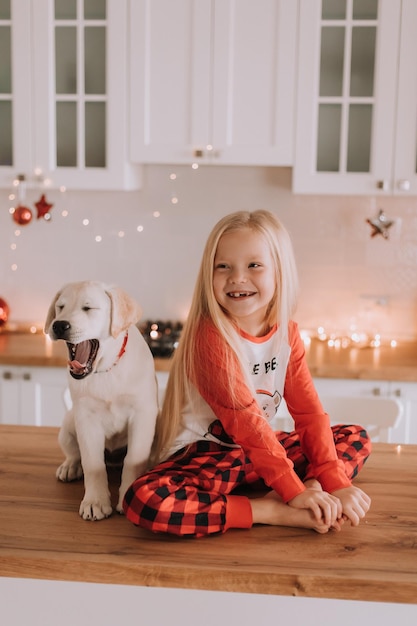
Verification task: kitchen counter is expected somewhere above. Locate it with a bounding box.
[304,338,417,382]
[0,425,416,604]
[0,331,171,372]
[0,331,416,379]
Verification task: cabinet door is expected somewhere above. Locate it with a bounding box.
[392,0,417,195]
[0,365,67,426]
[210,0,297,165]
[294,0,400,194]
[25,367,68,427]
[129,0,212,164]
[0,366,21,424]
[313,378,390,399]
[389,381,417,444]
[31,0,141,190]
[0,0,32,188]
[129,0,297,166]
[1,0,141,191]
[313,377,410,443]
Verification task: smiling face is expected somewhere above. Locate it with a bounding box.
[212,227,276,336]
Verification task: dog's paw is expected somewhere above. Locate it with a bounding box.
[116,500,125,515]
[56,461,83,482]
[79,497,113,521]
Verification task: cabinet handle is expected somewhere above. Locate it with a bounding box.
[397,179,410,191]
[372,387,381,396]
[2,371,31,381]
[376,180,389,191]
[393,388,401,397]
[193,149,204,158]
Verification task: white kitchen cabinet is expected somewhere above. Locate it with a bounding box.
[275,376,416,444]
[313,377,417,444]
[388,380,417,445]
[156,370,169,407]
[129,0,297,166]
[0,365,67,426]
[0,0,141,190]
[294,0,417,195]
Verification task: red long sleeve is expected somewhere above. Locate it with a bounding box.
[284,324,351,493]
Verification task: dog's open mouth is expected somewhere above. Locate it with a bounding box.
[67,339,99,379]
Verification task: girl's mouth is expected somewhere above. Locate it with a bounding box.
[227,291,255,298]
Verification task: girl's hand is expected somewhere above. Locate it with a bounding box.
[289,489,343,527]
[331,486,371,526]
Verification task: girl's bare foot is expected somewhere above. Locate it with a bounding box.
[250,491,330,534]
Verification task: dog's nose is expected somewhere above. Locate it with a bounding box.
[52,320,71,337]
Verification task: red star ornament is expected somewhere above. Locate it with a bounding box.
[35,194,53,219]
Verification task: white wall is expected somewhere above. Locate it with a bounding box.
[2,577,417,626]
[1,165,417,340]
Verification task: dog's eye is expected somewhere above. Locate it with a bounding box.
[56,305,64,311]
[82,306,91,312]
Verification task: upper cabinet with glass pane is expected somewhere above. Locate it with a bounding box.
[0,0,141,190]
[294,0,417,195]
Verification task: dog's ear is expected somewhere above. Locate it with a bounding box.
[106,286,142,338]
[44,289,63,334]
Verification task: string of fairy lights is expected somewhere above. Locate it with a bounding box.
[6,164,203,275]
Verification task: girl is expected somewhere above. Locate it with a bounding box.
[123,210,371,536]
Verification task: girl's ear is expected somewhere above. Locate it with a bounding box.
[106,286,142,338]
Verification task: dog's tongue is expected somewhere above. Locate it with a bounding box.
[68,341,90,373]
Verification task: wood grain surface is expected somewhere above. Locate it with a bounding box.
[0,425,416,604]
[1,332,417,379]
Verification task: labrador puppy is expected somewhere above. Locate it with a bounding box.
[44,280,158,520]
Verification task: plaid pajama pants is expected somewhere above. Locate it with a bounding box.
[123,424,371,537]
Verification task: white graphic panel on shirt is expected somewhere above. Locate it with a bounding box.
[241,330,291,425]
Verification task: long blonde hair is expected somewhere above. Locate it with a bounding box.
[151,210,299,463]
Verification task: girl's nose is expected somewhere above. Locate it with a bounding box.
[229,267,247,283]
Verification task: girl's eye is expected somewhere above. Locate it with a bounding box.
[249,262,261,268]
[215,263,228,269]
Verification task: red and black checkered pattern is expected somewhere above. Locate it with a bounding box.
[123,424,371,537]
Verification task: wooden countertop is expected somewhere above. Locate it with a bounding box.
[0,332,171,372]
[0,331,416,379]
[0,425,416,604]
[305,338,417,382]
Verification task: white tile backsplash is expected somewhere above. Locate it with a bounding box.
[1,165,416,340]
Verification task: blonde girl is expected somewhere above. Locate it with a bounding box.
[123,210,371,536]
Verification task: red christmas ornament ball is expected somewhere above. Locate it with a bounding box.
[0,297,10,327]
[13,205,33,226]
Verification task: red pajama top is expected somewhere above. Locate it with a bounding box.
[167,319,351,502]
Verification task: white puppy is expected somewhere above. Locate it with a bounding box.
[44,280,158,521]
